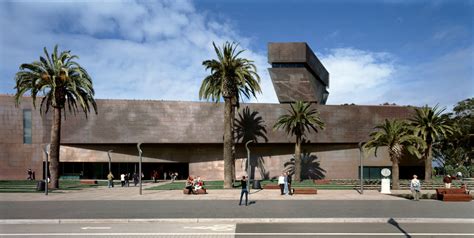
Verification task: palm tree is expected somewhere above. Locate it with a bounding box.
[273,101,325,182]
[14,45,97,188]
[364,119,424,189]
[199,42,261,189]
[410,105,453,181]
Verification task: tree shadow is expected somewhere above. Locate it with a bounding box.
[235,106,269,180]
[284,152,326,180]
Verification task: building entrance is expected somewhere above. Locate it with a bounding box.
[58,162,189,180]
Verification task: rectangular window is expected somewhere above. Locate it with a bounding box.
[23,109,32,144]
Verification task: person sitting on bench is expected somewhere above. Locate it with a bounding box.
[185,176,196,195]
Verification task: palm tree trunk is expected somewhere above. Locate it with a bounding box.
[392,159,400,190]
[424,143,433,182]
[223,97,233,189]
[49,107,61,189]
[294,137,302,182]
[230,102,236,183]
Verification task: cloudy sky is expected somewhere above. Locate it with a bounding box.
[0,0,472,109]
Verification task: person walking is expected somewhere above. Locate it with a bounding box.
[410,174,421,201]
[164,172,167,181]
[125,173,130,187]
[278,173,285,195]
[133,173,139,186]
[286,172,293,195]
[239,176,249,206]
[120,173,126,187]
[283,173,289,195]
[107,172,114,188]
[443,175,452,188]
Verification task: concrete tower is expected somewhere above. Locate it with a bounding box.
[268,42,329,104]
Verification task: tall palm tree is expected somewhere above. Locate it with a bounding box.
[199,41,261,189]
[364,119,424,189]
[273,101,325,182]
[14,45,97,189]
[410,105,453,181]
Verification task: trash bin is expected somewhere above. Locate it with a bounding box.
[252,180,261,189]
[36,181,45,191]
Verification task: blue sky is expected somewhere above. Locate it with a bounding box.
[0,0,472,109]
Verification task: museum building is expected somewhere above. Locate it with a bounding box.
[0,42,424,181]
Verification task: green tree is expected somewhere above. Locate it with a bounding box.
[410,105,454,181]
[434,98,473,176]
[364,119,424,189]
[273,101,325,181]
[199,42,261,189]
[14,45,97,188]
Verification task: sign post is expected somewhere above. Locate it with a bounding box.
[381,168,391,194]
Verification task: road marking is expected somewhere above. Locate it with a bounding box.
[183,224,235,231]
[1,233,474,236]
[80,227,111,230]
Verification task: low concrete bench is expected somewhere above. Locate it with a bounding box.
[442,193,472,202]
[79,180,97,185]
[436,188,471,202]
[182,188,207,195]
[294,188,317,195]
[263,184,280,189]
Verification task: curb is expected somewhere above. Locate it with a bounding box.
[1,218,474,224]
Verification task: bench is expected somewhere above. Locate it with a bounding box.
[79,180,97,185]
[294,188,317,195]
[182,188,207,195]
[313,179,331,185]
[263,184,280,189]
[436,188,471,202]
[442,193,472,202]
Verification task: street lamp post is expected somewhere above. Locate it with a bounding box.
[43,144,50,196]
[137,143,143,195]
[358,142,365,194]
[245,140,253,192]
[107,150,113,173]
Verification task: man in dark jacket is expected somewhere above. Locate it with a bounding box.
[286,172,293,195]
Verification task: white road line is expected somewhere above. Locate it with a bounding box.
[1,233,474,236]
[80,227,111,230]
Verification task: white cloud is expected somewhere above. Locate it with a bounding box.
[0,0,275,103]
[320,48,396,105]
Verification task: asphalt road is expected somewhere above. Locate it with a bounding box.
[1,200,473,219]
[1,222,473,237]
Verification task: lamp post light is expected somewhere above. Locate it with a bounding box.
[358,142,365,195]
[137,143,143,195]
[43,144,50,195]
[245,140,253,192]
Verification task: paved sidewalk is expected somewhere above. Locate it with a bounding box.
[0,181,435,201]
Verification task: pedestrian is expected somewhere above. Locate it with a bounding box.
[107,172,114,188]
[286,172,293,195]
[133,173,139,186]
[32,171,35,180]
[120,173,125,187]
[164,172,167,181]
[410,174,421,201]
[239,176,249,206]
[278,173,285,195]
[153,170,158,183]
[283,172,289,195]
[185,176,196,195]
[125,173,130,187]
[27,169,32,180]
[443,174,452,188]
